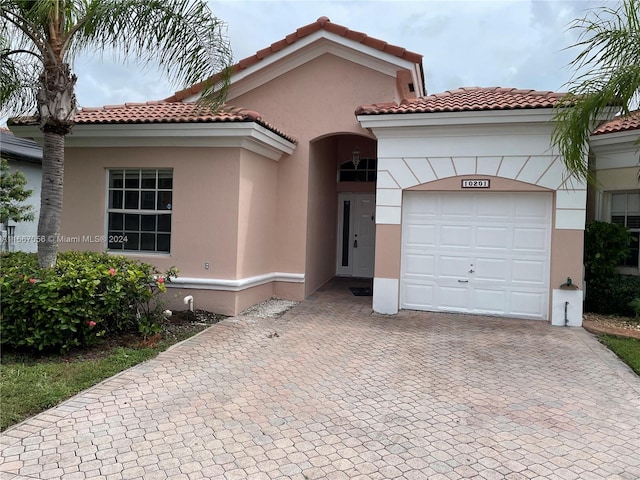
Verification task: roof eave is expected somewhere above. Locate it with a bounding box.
[589,127,640,149]
[357,107,560,129]
[9,122,296,161]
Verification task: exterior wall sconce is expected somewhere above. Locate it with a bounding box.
[352,148,360,169]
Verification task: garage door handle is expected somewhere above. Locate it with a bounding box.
[458,280,469,283]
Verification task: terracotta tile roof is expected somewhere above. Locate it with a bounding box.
[10,102,297,144]
[592,110,640,135]
[165,16,423,103]
[355,87,566,115]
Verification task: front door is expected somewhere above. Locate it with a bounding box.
[336,193,376,277]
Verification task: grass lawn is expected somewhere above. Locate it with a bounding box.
[0,346,161,430]
[599,335,640,375]
[0,310,223,431]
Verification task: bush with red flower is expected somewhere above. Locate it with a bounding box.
[0,251,177,353]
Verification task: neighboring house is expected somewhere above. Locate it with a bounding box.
[588,110,640,275]
[0,128,42,253]
[9,17,614,325]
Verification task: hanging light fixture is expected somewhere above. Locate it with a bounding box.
[352,147,361,169]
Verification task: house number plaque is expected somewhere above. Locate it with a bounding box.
[461,179,490,188]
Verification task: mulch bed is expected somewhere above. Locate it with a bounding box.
[582,320,640,340]
[582,313,640,340]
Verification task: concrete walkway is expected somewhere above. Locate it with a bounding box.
[2,278,640,479]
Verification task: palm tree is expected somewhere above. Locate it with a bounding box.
[553,0,640,181]
[0,0,232,267]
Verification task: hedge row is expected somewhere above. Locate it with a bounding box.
[585,275,640,318]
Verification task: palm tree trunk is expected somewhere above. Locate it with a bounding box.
[37,131,64,268]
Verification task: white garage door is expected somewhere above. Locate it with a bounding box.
[401,191,552,320]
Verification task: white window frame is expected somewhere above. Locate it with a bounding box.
[106,168,173,254]
[608,190,640,275]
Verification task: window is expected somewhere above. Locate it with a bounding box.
[611,191,640,269]
[107,169,172,253]
[338,158,377,182]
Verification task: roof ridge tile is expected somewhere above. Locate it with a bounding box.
[357,86,567,115]
[164,17,422,102]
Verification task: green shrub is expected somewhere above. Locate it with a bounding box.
[584,221,633,281]
[0,251,177,353]
[629,297,640,319]
[583,221,638,317]
[585,275,640,317]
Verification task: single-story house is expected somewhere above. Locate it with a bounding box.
[0,128,42,253]
[588,111,640,275]
[10,17,625,325]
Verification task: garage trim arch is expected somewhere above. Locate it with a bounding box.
[358,108,588,326]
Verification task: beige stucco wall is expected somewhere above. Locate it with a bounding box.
[61,146,242,280]
[229,54,403,291]
[236,149,278,278]
[374,224,401,278]
[305,136,339,295]
[53,49,408,314]
[61,145,296,315]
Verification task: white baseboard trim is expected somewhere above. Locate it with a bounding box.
[167,272,305,292]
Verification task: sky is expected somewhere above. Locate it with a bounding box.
[2,0,621,126]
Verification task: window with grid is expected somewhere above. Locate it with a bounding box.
[107,169,172,253]
[338,158,377,182]
[611,191,640,269]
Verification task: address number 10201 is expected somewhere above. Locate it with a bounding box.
[461,179,490,188]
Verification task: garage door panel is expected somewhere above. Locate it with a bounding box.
[405,198,438,215]
[515,195,551,221]
[441,196,474,217]
[402,282,435,308]
[439,286,470,310]
[512,260,546,284]
[439,255,473,278]
[477,196,512,219]
[510,291,546,318]
[440,225,473,248]
[473,288,507,314]
[513,228,548,252]
[401,191,551,320]
[476,226,510,250]
[475,258,509,282]
[404,224,436,246]
[404,254,435,276]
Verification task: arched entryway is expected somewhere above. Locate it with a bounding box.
[304,133,377,296]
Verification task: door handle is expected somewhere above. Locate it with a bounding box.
[458,280,468,283]
[353,239,358,248]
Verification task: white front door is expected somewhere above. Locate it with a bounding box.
[337,193,376,278]
[401,191,552,319]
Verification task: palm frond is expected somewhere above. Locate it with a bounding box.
[69,0,233,109]
[553,0,640,181]
[0,33,38,118]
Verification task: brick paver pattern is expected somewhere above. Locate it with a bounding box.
[2,279,640,479]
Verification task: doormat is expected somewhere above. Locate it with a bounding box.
[349,287,372,296]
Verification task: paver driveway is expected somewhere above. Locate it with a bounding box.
[2,279,640,480]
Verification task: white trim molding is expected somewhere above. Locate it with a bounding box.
[167,272,305,291]
[10,123,296,161]
[373,277,399,314]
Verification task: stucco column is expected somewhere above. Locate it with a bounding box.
[373,223,402,314]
